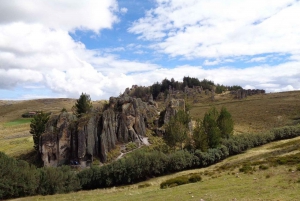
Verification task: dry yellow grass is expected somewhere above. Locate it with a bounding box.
[188,91,300,134]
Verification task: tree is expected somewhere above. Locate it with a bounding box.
[202,107,221,148]
[30,112,50,152]
[72,93,93,117]
[193,119,208,151]
[164,110,190,149]
[217,107,234,139]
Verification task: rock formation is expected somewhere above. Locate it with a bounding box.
[163,98,185,124]
[235,89,265,99]
[39,95,159,167]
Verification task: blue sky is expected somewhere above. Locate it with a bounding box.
[0,0,300,100]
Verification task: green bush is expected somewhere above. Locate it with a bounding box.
[259,165,269,170]
[160,176,189,189]
[0,152,80,199]
[160,174,201,189]
[239,164,254,174]
[188,174,202,183]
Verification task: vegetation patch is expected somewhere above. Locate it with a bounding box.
[160,173,202,189]
[126,142,138,151]
[138,183,151,189]
[4,118,32,127]
[106,146,121,163]
[239,163,255,174]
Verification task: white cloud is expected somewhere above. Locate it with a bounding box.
[120,7,128,14]
[129,0,300,59]
[0,0,118,33]
[0,69,43,88]
[203,59,220,66]
[248,57,267,63]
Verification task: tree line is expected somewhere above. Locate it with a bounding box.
[130,76,242,100]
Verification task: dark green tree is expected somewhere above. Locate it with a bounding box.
[30,112,50,152]
[217,107,234,139]
[164,110,191,149]
[193,119,209,151]
[202,107,221,148]
[72,93,93,117]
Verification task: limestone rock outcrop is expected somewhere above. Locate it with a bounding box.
[39,96,159,167]
[163,98,185,124]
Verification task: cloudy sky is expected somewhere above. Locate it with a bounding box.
[0,0,300,100]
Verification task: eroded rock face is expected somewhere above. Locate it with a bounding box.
[40,96,159,166]
[39,112,76,167]
[235,89,265,99]
[164,98,185,124]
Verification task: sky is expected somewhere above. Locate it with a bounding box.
[0,0,300,100]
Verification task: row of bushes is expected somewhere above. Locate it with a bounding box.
[78,145,230,189]
[221,125,300,155]
[78,125,300,190]
[0,152,80,199]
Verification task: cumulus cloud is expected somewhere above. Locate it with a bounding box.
[129,0,300,59]
[0,0,118,32]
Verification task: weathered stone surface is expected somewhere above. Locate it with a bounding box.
[40,112,76,167]
[235,89,265,99]
[40,96,159,166]
[164,98,185,124]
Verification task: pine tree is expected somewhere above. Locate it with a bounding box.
[30,112,50,152]
[72,93,93,117]
[193,119,208,151]
[217,107,234,139]
[164,110,190,149]
[202,107,221,148]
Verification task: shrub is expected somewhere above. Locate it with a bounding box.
[239,164,254,174]
[259,165,269,170]
[188,174,202,183]
[0,152,39,199]
[126,142,138,151]
[160,174,201,189]
[160,176,189,189]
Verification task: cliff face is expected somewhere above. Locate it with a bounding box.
[39,96,159,167]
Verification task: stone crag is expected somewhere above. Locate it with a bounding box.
[39,95,159,167]
[233,89,266,99]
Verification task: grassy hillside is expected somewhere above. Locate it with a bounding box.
[13,136,300,201]
[188,91,300,134]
